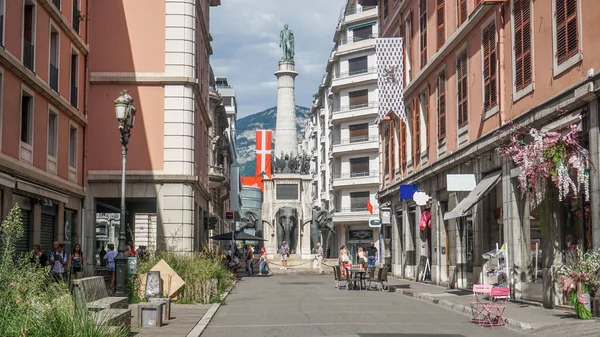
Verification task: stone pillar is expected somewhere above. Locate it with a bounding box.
[502,161,525,300]
[392,204,402,277]
[32,203,41,246]
[588,98,600,316]
[274,61,299,155]
[57,202,65,244]
[157,183,195,252]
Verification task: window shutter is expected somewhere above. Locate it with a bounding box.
[436,0,445,50]
[400,120,407,173]
[483,22,497,111]
[413,97,420,167]
[390,120,395,179]
[424,85,430,152]
[457,51,468,127]
[514,0,532,91]
[437,71,446,139]
[458,0,467,26]
[556,0,579,65]
[419,0,428,68]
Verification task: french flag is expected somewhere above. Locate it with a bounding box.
[255,130,273,179]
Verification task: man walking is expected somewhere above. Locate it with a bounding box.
[315,242,324,274]
[280,241,289,270]
[245,245,254,276]
[367,242,378,268]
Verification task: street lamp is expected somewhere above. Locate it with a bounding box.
[114,89,136,297]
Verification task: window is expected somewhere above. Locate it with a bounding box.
[350,191,370,211]
[400,120,407,172]
[69,125,77,168]
[457,50,468,127]
[412,97,420,166]
[352,25,374,42]
[222,97,232,106]
[276,184,298,200]
[349,123,369,142]
[553,0,580,74]
[348,89,369,109]
[404,12,413,85]
[513,0,532,94]
[349,157,369,176]
[51,0,61,11]
[70,51,79,108]
[21,91,33,145]
[49,27,59,92]
[348,56,368,75]
[436,0,445,50]
[383,0,388,21]
[23,1,36,71]
[457,0,467,27]
[419,88,429,156]
[47,112,58,158]
[419,0,427,68]
[0,0,5,47]
[384,127,390,176]
[73,0,81,34]
[437,71,446,139]
[482,21,497,112]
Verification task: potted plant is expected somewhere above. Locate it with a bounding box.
[556,247,600,319]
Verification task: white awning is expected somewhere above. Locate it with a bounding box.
[444,171,502,220]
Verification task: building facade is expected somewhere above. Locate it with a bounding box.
[376,0,600,308]
[310,0,381,262]
[0,0,88,256]
[85,0,222,261]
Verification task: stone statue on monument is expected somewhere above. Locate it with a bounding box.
[279,24,295,61]
[276,207,298,253]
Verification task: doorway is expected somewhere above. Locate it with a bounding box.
[459,215,474,288]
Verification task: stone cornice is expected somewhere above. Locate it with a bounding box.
[38,0,89,56]
[0,153,85,198]
[90,72,213,127]
[0,49,88,126]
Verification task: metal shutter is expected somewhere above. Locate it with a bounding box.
[15,210,31,255]
[40,214,56,254]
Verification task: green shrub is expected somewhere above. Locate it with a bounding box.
[137,250,234,304]
[0,204,128,337]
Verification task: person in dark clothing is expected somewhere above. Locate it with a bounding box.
[99,246,107,267]
[31,244,48,268]
[367,242,378,268]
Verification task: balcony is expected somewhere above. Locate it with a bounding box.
[70,84,78,108]
[209,165,227,189]
[343,5,378,25]
[332,67,377,91]
[331,207,377,222]
[331,102,378,123]
[337,34,377,55]
[331,135,379,156]
[23,40,34,71]
[49,65,59,92]
[332,170,379,188]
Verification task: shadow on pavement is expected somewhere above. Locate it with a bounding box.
[358,334,465,337]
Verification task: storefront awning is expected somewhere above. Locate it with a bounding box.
[443,171,501,220]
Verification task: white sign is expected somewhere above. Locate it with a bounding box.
[380,209,392,225]
[369,218,381,228]
[413,191,431,206]
[446,174,477,191]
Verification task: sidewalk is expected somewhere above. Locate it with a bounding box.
[386,277,598,332]
[130,303,211,337]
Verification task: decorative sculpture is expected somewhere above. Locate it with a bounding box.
[239,211,262,238]
[279,24,295,61]
[310,210,335,256]
[271,151,312,175]
[276,206,298,253]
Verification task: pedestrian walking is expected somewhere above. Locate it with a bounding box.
[30,244,48,268]
[49,243,67,282]
[259,247,272,275]
[245,245,254,276]
[367,242,378,268]
[280,241,290,270]
[103,244,118,292]
[339,245,350,276]
[315,242,324,274]
[69,243,85,279]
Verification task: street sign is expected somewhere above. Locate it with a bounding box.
[225,211,234,221]
[368,218,381,228]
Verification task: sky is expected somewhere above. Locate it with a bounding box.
[210,0,347,118]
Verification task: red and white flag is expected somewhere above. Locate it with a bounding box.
[255,130,273,178]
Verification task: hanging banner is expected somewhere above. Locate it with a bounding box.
[375,37,406,124]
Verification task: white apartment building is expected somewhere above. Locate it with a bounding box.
[309,0,379,261]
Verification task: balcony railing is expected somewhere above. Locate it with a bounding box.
[23,40,34,71]
[332,170,379,179]
[340,33,378,46]
[52,0,61,10]
[73,7,81,34]
[70,85,78,108]
[332,135,379,145]
[332,206,378,214]
[344,5,377,16]
[0,15,4,47]
[209,165,226,177]
[332,101,378,113]
[334,66,376,79]
[50,64,59,92]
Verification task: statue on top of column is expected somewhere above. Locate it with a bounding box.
[280,24,295,61]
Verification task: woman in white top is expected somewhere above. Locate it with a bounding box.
[339,246,350,276]
[357,247,366,271]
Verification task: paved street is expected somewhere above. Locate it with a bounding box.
[202,274,527,337]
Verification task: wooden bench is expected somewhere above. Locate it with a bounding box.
[72,276,131,331]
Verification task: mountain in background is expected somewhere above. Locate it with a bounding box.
[236,106,310,176]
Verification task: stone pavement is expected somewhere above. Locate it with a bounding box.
[385,277,600,333]
[202,274,528,337]
[130,303,211,337]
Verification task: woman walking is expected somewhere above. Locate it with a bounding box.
[339,245,350,276]
[69,243,85,279]
[103,244,118,292]
[259,247,272,275]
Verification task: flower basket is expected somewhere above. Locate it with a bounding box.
[556,247,600,319]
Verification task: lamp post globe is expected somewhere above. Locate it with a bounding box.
[113,89,135,297]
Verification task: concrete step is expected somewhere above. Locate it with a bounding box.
[87,297,129,311]
[92,308,131,329]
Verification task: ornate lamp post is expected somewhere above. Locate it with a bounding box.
[114,90,136,297]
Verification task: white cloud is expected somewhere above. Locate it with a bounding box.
[210,0,346,117]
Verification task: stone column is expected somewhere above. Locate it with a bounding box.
[588,98,600,316]
[274,61,299,155]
